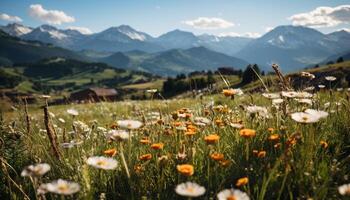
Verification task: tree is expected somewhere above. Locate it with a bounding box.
[207,71,215,85]
[241,64,261,84]
[337,57,344,63]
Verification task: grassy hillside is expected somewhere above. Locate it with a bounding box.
[0,30,85,65]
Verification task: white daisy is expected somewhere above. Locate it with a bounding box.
[295,98,312,105]
[338,183,350,196]
[58,118,65,123]
[117,120,143,129]
[21,163,51,177]
[87,156,118,170]
[217,189,250,200]
[262,93,280,99]
[272,98,284,105]
[45,179,80,195]
[106,130,130,141]
[67,109,79,116]
[291,112,320,123]
[194,117,211,126]
[318,85,325,89]
[146,89,158,93]
[303,86,315,91]
[325,76,336,81]
[175,182,206,197]
[304,109,329,119]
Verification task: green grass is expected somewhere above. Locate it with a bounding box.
[1,88,349,199]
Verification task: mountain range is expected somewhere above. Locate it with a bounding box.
[1,23,350,74]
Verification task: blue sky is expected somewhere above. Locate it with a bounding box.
[0,0,349,37]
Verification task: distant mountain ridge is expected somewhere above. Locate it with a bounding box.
[1,23,350,73]
[235,26,350,71]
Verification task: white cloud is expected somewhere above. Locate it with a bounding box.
[0,13,22,22]
[29,4,75,25]
[183,17,234,29]
[218,32,261,38]
[288,5,350,28]
[67,26,93,34]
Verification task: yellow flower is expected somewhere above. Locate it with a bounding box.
[257,151,266,158]
[239,129,256,138]
[140,138,151,145]
[236,177,249,187]
[268,134,280,142]
[320,140,328,149]
[222,89,235,97]
[204,134,220,144]
[177,164,194,176]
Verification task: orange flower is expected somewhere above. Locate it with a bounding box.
[215,119,225,126]
[210,153,224,161]
[219,159,231,167]
[222,89,235,97]
[204,134,220,144]
[110,123,118,129]
[204,109,210,116]
[268,134,280,142]
[320,140,328,149]
[236,177,249,187]
[184,129,196,136]
[267,127,274,133]
[257,151,266,158]
[140,138,151,145]
[151,143,164,150]
[177,164,194,176]
[103,148,117,157]
[139,153,152,161]
[173,121,183,127]
[239,129,256,138]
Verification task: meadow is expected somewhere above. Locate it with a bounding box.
[1,75,350,200]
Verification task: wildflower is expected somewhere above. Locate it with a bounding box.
[175,182,205,197]
[146,89,158,93]
[222,89,237,97]
[301,71,315,79]
[176,152,187,161]
[117,120,143,129]
[246,106,268,117]
[272,98,284,105]
[44,179,80,195]
[104,148,117,157]
[320,140,328,149]
[291,112,320,123]
[239,129,256,138]
[338,183,350,196]
[140,138,151,145]
[60,140,83,149]
[151,143,164,150]
[204,134,220,144]
[236,177,249,187]
[304,109,329,119]
[106,130,130,141]
[325,76,337,81]
[262,93,280,99]
[67,109,79,116]
[177,164,194,176]
[210,153,224,161]
[268,134,280,142]
[257,151,266,158]
[303,86,315,91]
[219,160,231,167]
[229,122,244,129]
[58,118,65,123]
[217,189,250,200]
[318,85,325,89]
[87,156,118,170]
[194,117,211,126]
[139,154,152,161]
[21,163,51,177]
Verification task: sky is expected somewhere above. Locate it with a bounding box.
[0,0,349,37]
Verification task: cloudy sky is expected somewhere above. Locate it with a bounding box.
[0,0,349,37]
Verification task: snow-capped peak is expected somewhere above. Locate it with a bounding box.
[0,23,33,36]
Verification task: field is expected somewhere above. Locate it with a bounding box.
[1,74,350,200]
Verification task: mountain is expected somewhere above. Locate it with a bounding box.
[154,29,200,49]
[198,34,253,55]
[235,25,350,72]
[21,24,87,49]
[320,50,350,64]
[101,46,249,76]
[75,25,164,52]
[0,23,33,37]
[0,30,84,65]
